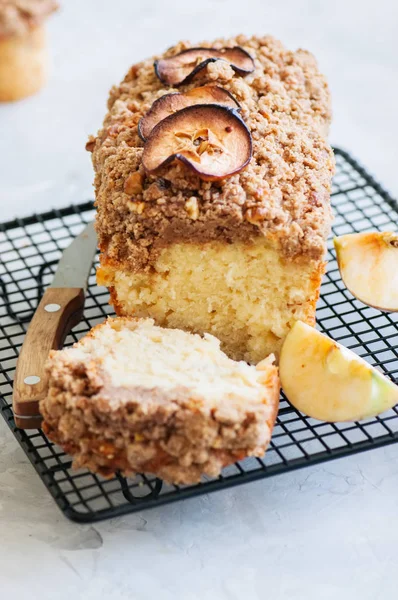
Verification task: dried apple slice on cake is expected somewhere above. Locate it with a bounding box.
[279,321,398,422]
[334,232,398,312]
[138,86,240,141]
[154,47,255,86]
[142,104,252,181]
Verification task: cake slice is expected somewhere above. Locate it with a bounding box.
[89,34,335,363]
[40,317,279,484]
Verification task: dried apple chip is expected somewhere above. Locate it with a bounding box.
[142,104,252,181]
[154,47,255,86]
[138,86,240,141]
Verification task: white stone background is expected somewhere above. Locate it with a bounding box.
[1,0,398,598]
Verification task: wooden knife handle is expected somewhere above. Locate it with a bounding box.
[13,287,85,429]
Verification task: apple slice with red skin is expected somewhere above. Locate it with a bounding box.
[138,86,240,141]
[334,232,398,312]
[142,104,252,181]
[154,47,255,87]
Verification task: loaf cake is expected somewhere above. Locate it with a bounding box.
[0,0,58,102]
[89,35,335,363]
[40,317,279,484]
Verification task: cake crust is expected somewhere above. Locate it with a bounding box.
[90,35,335,271]
[40,317,280,484]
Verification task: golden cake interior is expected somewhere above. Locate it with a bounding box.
[98,239,325,363]
[59,317,275,399]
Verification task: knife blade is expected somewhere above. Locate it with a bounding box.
[12,221,97,429]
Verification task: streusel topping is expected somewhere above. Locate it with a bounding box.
[90,35,335,267]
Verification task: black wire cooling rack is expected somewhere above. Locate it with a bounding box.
[1,148,398,523]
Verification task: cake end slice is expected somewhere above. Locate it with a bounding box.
[40,317,279,484]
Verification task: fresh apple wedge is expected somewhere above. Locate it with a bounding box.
[279,321,398,422]
[334,232,398,311]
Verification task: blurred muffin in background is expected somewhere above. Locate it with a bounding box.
[0,0,58,101]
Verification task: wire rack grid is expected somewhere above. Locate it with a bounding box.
[0,148,398,522]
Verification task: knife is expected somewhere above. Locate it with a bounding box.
[12,221,97,430]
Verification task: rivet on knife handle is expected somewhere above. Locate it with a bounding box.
[12,287,85,429]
